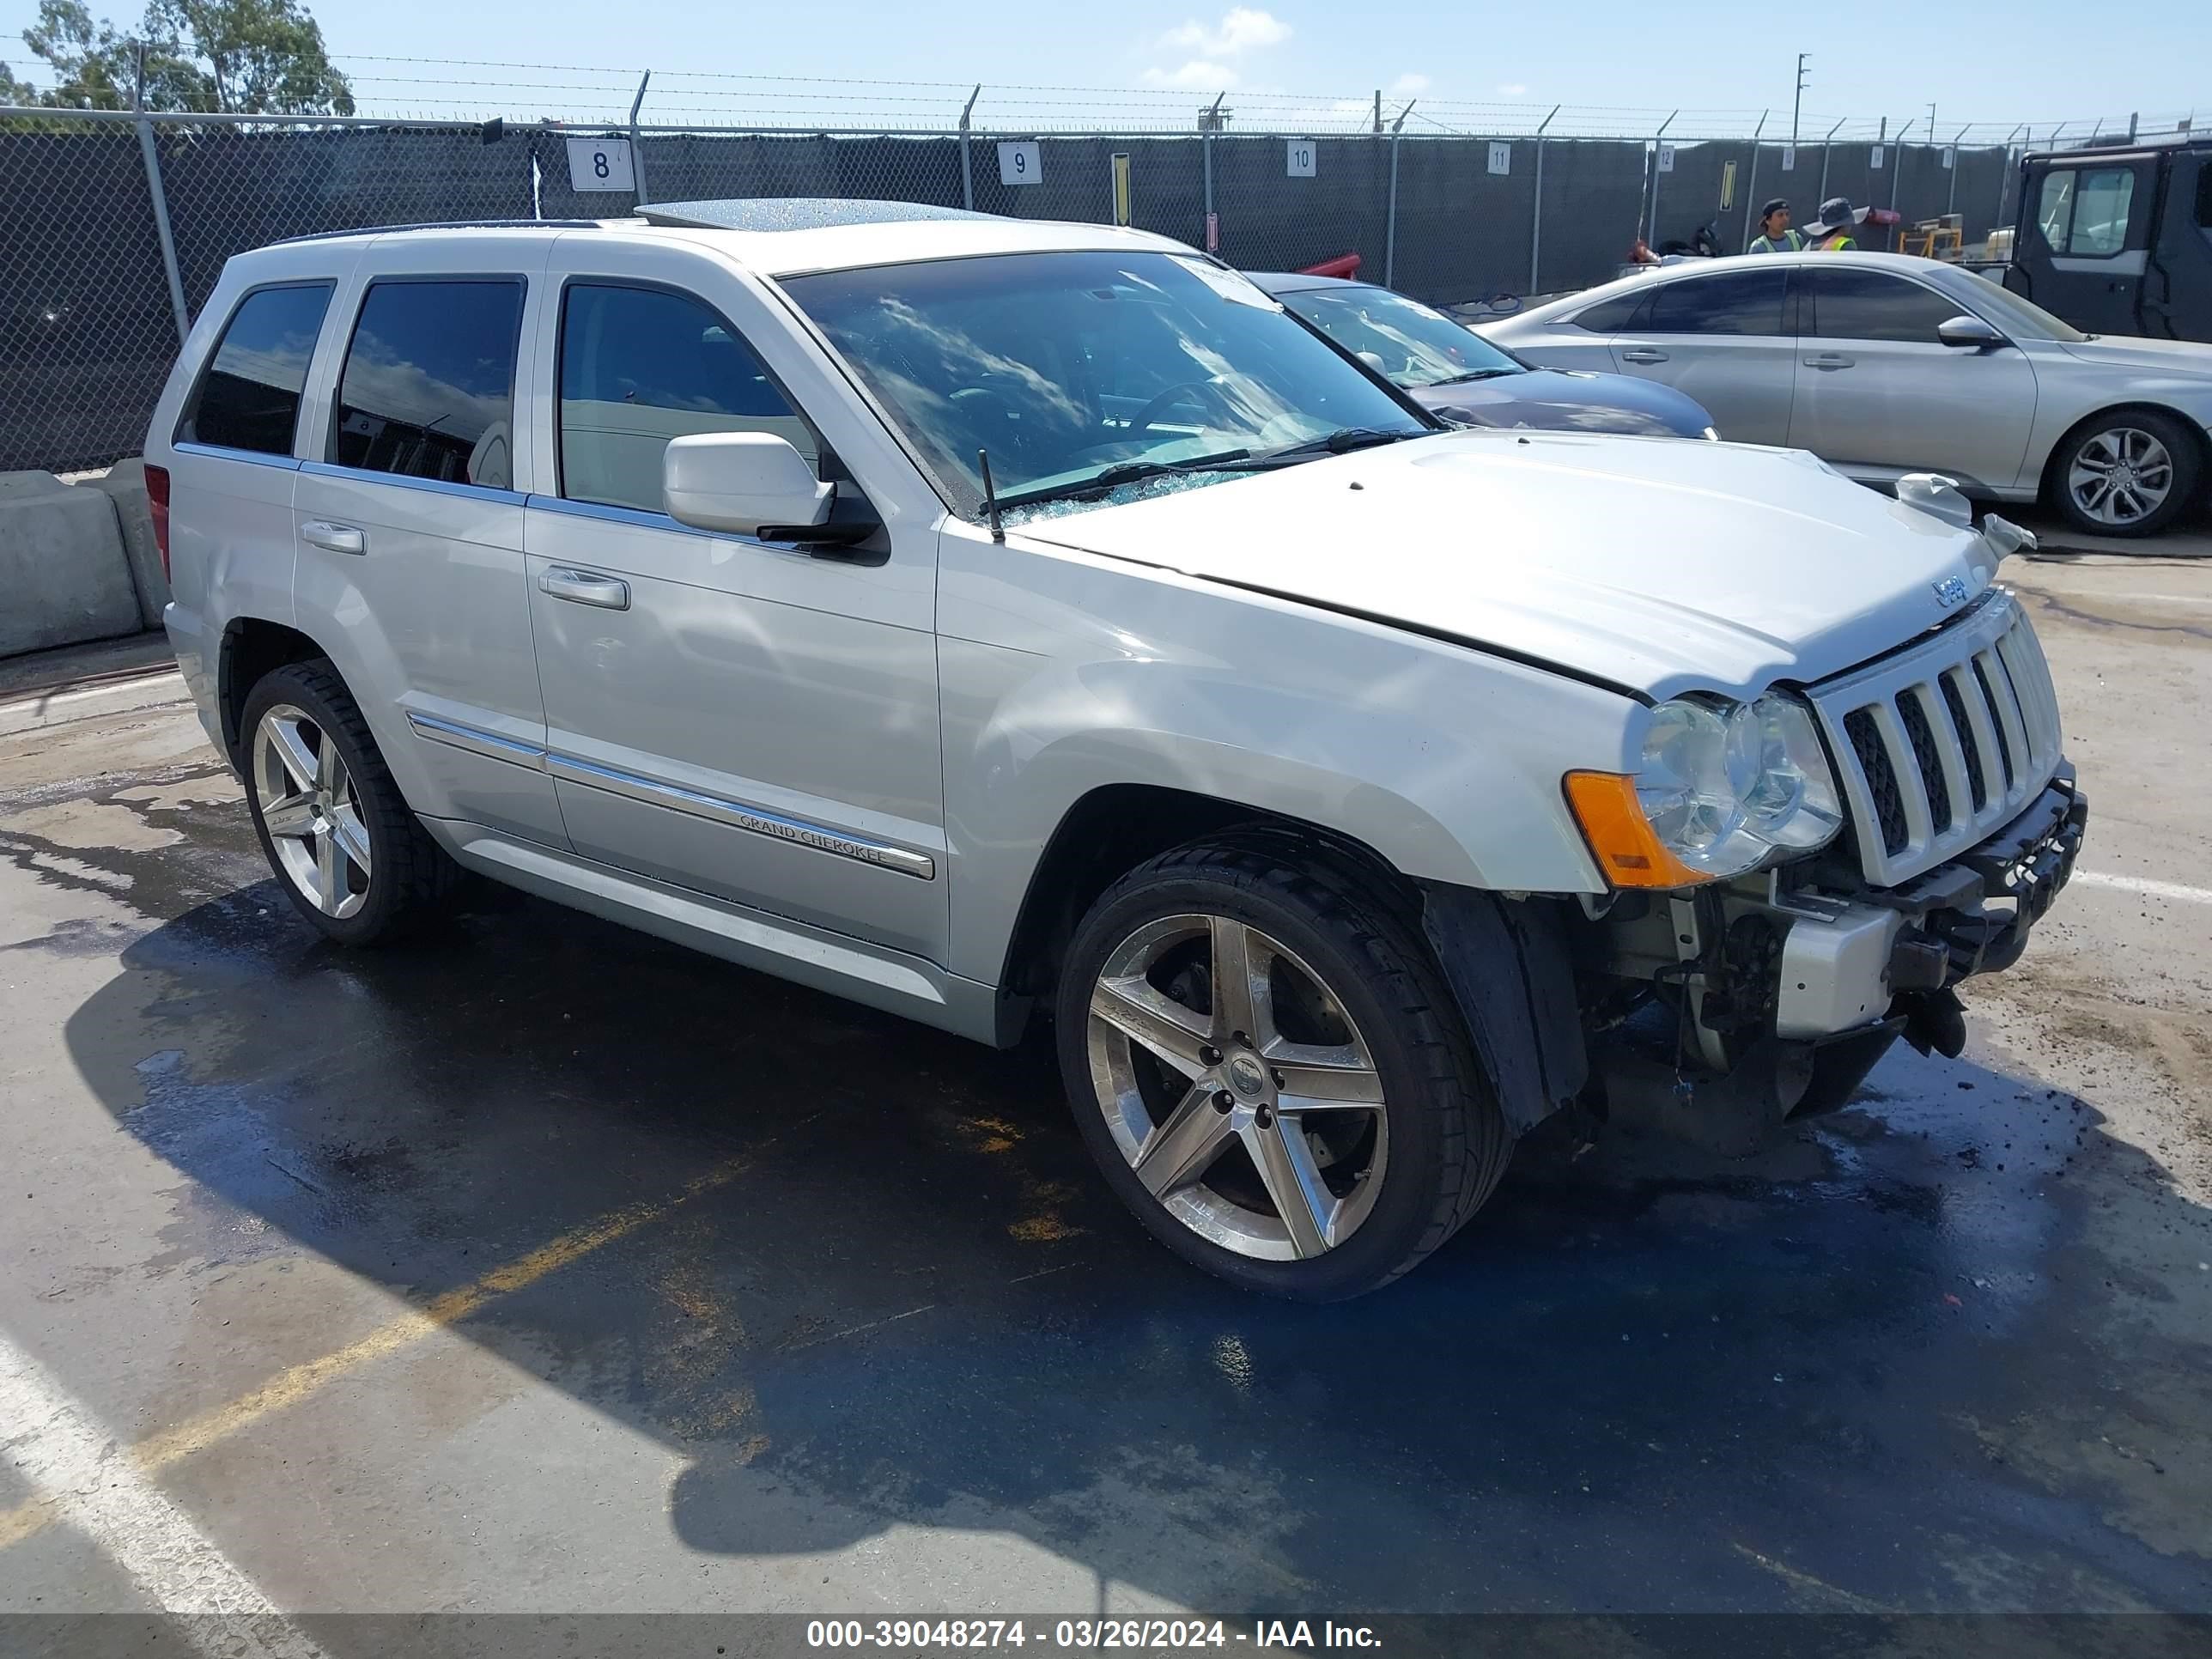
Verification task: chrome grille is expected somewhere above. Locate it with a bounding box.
[1808,592,2063,887]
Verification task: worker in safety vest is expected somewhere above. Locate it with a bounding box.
[1805,196,1869,251]
[1747,198,1804,253]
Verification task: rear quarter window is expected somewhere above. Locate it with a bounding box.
[174,283,334,456]
[1571,290,1650,332]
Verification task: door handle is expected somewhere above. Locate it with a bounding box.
[1619,347,1670,364]
[538,568,631,611]
[299,520,365,556]
[1803,353,1856,370]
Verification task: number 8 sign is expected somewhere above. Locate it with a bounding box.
[564,136,635,192]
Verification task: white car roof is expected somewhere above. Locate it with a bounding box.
[245,198,1189,282]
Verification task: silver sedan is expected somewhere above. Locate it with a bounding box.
[1480,251,2212,537]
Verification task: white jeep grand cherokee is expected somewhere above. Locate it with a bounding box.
[147,199,2085,1299]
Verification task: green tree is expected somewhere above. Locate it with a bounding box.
[19,0,351,114]
[2,62,46,106]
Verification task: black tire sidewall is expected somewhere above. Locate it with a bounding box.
[238,665,407,945]
[2051,411,2201,538]
[1054,856,1482,1301]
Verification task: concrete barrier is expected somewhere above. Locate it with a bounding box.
[0,471,141,659]
[84,459,170,629]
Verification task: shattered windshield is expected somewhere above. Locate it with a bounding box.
[782,250,1431,520]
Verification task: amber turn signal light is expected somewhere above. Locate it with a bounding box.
[1562,771,1712,890]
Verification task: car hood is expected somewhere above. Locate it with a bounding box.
[1408,367,1713,438]
[1016,429,1998,702]
[2057,335,2212,378]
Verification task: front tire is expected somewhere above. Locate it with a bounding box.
[2048,410,2200,538]
[1054,842,1512,1300]
[239,660,457,945]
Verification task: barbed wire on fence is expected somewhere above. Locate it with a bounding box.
[2,37,2197,142]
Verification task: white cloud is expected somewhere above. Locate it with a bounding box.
[1157,7,1292,58]
[1389,73,1431,96]
[1143,59,1240,90]
[1497,82,1529,96]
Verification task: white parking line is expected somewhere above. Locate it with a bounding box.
[0,1329,328,1656]
[2072,870,2212,906]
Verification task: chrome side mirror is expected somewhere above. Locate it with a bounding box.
[1936,315,2007,351]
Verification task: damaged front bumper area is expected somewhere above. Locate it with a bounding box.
[1590,769,2087,1148]
[1777,765,2087,1041]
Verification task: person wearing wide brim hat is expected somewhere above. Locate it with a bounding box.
[1747,198,1803,252]
[1806,196,1870,250]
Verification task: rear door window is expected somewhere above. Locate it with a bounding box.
[1643,269,1789,336]
[1803,269,1961,342]
[175,283,333,456]
[2068,168,2136,255]
[556,283,817,514]
[331,279,526,489]
[2038,167,2137,257]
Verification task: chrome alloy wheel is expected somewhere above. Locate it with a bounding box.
[252,704,371,920]
[1085,914,1389,1261]
[2068,426,2174,526]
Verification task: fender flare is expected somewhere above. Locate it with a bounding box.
[1417,881,1589,1135]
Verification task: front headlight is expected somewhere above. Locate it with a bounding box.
[1568,693,1844,886]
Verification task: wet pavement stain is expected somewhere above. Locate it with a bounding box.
[4,733,2208,1616]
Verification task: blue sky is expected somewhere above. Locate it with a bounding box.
[5,0,2204,137]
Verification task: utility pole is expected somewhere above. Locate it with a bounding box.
[1792,52,1808,145]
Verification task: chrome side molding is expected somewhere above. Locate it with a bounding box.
[405,709,547,769]
[405,710,936,879]
[546,753,938,880]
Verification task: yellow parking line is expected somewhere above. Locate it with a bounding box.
[0,1496,57,1552]
[0,1153,757,1553]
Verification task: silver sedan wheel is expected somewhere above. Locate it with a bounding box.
[1085,914,1389,1261]
[252,704,371,920]
[2068,427,2174,526]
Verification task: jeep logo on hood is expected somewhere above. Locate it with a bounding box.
[1931,576,1972,610]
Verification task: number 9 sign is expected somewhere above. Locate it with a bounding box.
[998,142,1042,185]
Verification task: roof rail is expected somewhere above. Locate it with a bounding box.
[637,198,997,231]
[266,219,600,248]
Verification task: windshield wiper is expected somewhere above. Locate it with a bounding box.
[1245,427,1425,466]
[1431,368,1518,386]
[996,449,1253,510]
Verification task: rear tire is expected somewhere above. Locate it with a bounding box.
[2046,410,2201,538]
[1054,842,1513,1301]
[239,660,458,945]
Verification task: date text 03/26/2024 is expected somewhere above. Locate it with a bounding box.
[805,1619,1383,1650]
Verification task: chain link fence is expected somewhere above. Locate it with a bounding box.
[0,101,2121,474]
